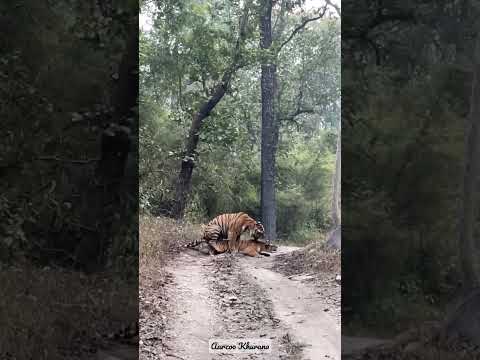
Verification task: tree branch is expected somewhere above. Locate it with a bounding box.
[278,6,327,52]
[272,0,287,41]
[280,107,315,122]
[202,1,250,98]
[172,0,252,218]
[325,0,340,16]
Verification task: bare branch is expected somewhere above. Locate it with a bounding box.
[278,6,328,52]
[204,0,251,96]
[272,0,288,41]
[325,0,340,16]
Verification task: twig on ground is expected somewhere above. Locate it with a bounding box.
[164,353,187,360]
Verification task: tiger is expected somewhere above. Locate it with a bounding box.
[209,238,277,257]
[190,238,277,257]
[185,212,265,252]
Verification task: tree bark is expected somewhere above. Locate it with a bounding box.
[260,0,278,241]
[171,5,250,219]
[459,35,480,289]
[331,125,341,228]
[172,70,236,218]
[326,124,341,250]
[258,2,326,241]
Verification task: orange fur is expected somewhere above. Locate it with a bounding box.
[208,239,277,257]
[185,212,265,251]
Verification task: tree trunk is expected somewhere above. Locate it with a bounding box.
[260,0,278,241]
[460,36,480,289]
[171,5,250,219]
[331,125,341,228]
[326,127,341,250]
[172,71,235,218]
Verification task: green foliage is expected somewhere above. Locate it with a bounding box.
[276,133,335,237]
[277,19,340,130]
[140,0,340,241]
[343,55,466,330]
[2,1,138,271]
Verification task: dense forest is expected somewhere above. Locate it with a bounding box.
[1,0,138,271]
[343,0,480,338]
[140,0,341,243]
[1,1,138,358]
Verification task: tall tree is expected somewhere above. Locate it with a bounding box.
[259,1,330,240]
[259,0,278,240]
[328,0,341,233]
[171,1,251,218]
[331,124,341,228]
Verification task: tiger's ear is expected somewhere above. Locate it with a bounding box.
[241,224,248,232]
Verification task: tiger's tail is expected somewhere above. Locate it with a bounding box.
[185,238,205,249]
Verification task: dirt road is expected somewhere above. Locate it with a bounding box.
[240,252,340,359]
[141,246,340,360]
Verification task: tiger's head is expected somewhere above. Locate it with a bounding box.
[240,219,265,241]
[252,222,265,240]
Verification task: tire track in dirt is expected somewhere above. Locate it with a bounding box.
[163,252,217,359]
[159,251,299,359]
[208,254,303,359]
[146,246,340,360]
[239,246,341,360]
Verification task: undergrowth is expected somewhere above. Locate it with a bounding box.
[0,263,137,359]
[139,213,200,269]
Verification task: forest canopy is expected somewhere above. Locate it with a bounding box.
[140,0,340,241]
[342,0,480,334]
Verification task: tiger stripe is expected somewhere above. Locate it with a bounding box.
[185,212,265,252]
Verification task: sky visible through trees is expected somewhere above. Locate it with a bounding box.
[140,0,340,240]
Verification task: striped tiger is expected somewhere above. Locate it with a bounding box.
[186,212,265,252]
[208,238,277,257]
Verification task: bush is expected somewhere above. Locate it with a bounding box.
[140,214,201,269]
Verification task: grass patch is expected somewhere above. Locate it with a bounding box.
[281,332,305,359]
[139,214,200,269]
[139,214,202,358]
[274,236,341,277]
[279,228,328,247]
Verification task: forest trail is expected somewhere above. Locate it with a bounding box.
[239,247,341,359]
[151,245,340,360]
[163,253,217,359]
